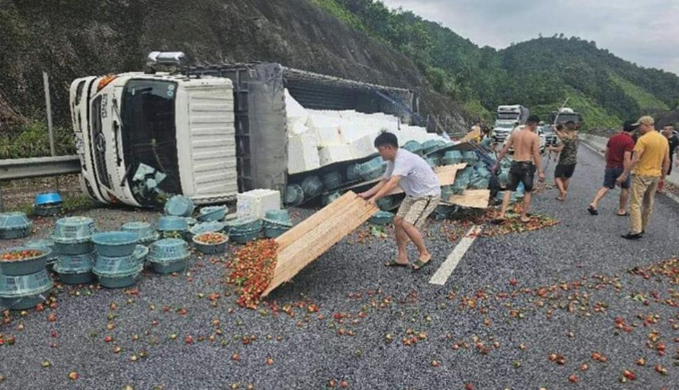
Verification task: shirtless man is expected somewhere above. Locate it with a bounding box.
[492,115,546,223]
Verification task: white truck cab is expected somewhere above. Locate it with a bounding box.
[69,72,237,207]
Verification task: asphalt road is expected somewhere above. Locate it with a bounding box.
[1,145,677,390]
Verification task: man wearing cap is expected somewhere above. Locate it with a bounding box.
[492,115,546,223]
[549,120,579,201]
[617,116,670,239]
[662,124,679,175]
[588,120,637,216]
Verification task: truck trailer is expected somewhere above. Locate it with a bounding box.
[70,53,431,208]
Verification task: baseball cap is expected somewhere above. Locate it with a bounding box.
[623,120,638,132]
[632,116,654,126]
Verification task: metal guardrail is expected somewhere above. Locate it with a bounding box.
[0,155,81,211]
[0,155,80,181]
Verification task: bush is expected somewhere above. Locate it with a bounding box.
[0,121,75,159]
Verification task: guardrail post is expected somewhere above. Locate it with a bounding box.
[0,182,4,212]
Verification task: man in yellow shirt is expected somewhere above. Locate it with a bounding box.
[617,116,670,239]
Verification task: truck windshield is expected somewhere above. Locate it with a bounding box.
[555,113,580,124]
[121,79,181,203]
[497,113,519,120]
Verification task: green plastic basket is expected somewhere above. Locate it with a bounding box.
[51,217,96,244]
[0,247,52,276]
[301,176,324,199]
[284,184,305,206]
[96,265,143,289]
[94,246,148,275]
[58,272,95,285]
[192,233,229,255]
[369,211,394,225]
[0,269,53,298]
[164,195,195,217]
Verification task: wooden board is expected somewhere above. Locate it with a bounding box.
[447,189,490,209]
[262,191,378,297]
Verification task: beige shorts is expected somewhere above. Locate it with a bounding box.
[396,196,440,229]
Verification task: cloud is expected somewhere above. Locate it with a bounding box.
[381,0,679,75]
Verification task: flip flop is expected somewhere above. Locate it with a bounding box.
[412,259,431,271]
[385,260,409,268]
[616,212,628,217]
[587,206,599,216]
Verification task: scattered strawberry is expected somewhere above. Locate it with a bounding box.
[655,365,667,375]
[431,360,440,367]
[68,371,79,380]
[636,357,646,366]
[184,335,194,345]
[266,357,274,366]
[622,370,636,381]
[568,374,578,383]
[231,352,241,361]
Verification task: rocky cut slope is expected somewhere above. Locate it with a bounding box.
[0,0,467,132]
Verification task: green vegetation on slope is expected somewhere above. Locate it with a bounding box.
[310,0,679,129]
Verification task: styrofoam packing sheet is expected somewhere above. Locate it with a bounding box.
[319,144,353,166]
[287,133,321,174]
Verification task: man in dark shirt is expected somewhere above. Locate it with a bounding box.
[588,120,637,216]
[662,124,678,175]
[548,121,579,201]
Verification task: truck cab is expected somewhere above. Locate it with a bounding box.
[69,73,238,207]
[492,105,529,143]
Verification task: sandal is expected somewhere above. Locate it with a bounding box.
[616,212,628,217]
[587,206,599,216]
[412,259,431,271]
[385,260,409,267]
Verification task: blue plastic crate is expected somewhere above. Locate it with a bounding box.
[92,231,139,257]
[51,217,96,244]
[34,192,62,206]
[94,245,148,276]
[197,206,228,222]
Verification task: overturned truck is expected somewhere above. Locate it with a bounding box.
[70,54,439,208]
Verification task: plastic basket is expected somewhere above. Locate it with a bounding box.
[264,210,291,224]
[1,293,51,311]
[121,222,159,244]
[433,205,456,220]
[441,186,455,201]
[192,233,229,255]
[0,247,51,276]
[35,192,63,206]
[34,204,62,217]
[0,269,53,298]
[92,232,139,257]
[403,141,423,155]
[442,151,464,165]
[346,163,362,182]
[422,140,445,155]
[189,221,226,238]
[96,266,143,289]
[54,241,94,256]
[322,171,344,190]
[263,220,292,239]
[94,245,148,275]
[226,218,262,234]
[58,272,95,285]
[148,239,191,263]
[284,184,304,206]
[54,251,96,275]
[164,195,195,217]
[322,192,342,207]
[24,239,57,265]
[369,211,394,225]
[51,217,96,244]
[197,206,228,222]
[157,216,189,232]
[150,258,189,275]
[426,158,438,169]
[301,176,324,199]
[229,229,261,244]
[0,212,33,240]
[377,197,396,211]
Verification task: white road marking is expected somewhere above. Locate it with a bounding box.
[429,225,483,286]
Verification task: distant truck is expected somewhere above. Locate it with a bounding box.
[492,105,530,143]
[548,107,582,127]
[69,52,422,208]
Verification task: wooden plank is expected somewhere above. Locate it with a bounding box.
[276,192,355,251]
[263,191,378,297]
[448,190,490,209]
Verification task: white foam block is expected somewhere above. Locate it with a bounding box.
[288,133,321,174]
[285,89,308,128]
[319,144,353,166]
[349,134,377,159]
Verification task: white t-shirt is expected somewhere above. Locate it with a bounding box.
[384,149,441,197]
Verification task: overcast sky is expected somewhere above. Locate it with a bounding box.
[381,0,679,75]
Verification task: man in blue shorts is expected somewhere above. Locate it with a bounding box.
[587,120,637,216]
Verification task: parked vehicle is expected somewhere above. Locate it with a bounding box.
[492,105,530,143]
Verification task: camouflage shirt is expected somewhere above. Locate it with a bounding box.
[558,134,579,166]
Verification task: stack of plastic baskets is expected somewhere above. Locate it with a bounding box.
[422,140,445,155]
[25,239,58,268]
[52,217,97,284]
[164,195,195,217]
[263,210,292,239]
[157,216,189,239]
[403,140,423,156]
[0,247,53,310]
[91,232,142,288]
[322,171,344,191]
[322,192,342,207]
[346,163,362,183]
[284,184,305,207]
[93,245,148,289]
[34,192,63,217]
[0,212,33,240]
[197,206,227,223]
[188,221,225,242]
[369,211,394,225]
[122,222,159,245]
[147,239,191,274]
[227,218,263,244]
[442,150,464,165]
[301,176,324,199]
[358,157,385,181]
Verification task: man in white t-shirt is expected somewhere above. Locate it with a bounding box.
[358,132,441,271]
